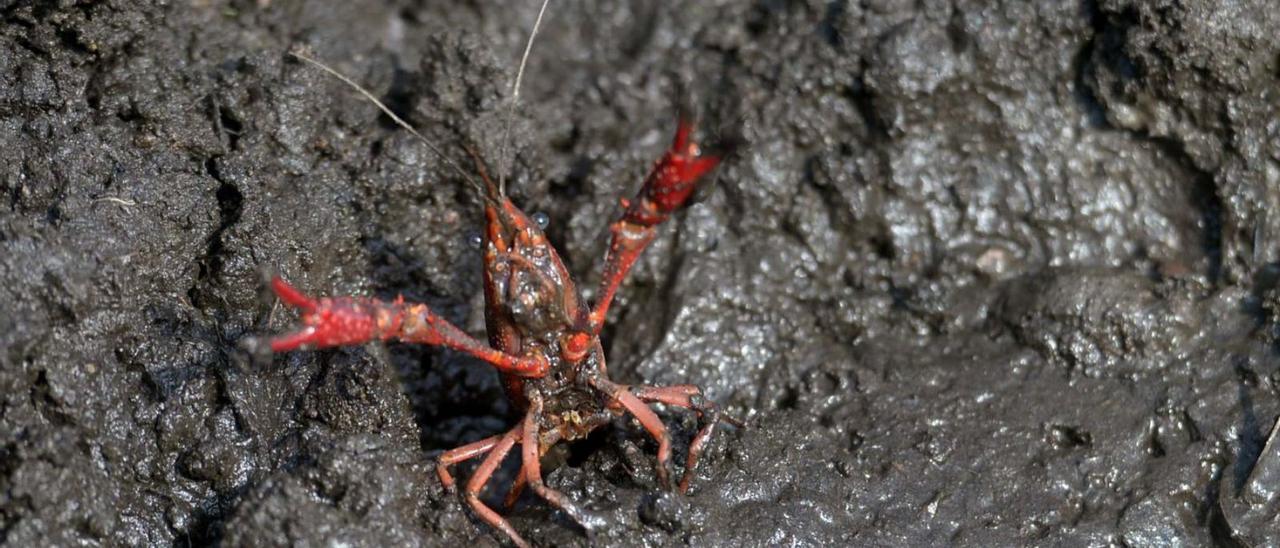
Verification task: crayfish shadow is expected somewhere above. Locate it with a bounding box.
[380,343,514,451]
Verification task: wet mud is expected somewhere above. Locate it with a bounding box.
[2,1,1279,546]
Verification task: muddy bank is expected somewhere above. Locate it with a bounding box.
[1,1,1278,546]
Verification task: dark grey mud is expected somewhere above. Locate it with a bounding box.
[2,1,1279,546]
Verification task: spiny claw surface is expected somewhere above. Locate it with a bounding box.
[269,277,400,352]
[623,119,723,226]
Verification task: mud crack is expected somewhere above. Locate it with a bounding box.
[188,158,244,311]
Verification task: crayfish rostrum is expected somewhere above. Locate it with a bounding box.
[267,53,739,544]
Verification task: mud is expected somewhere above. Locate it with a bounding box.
[2,0,1278,546]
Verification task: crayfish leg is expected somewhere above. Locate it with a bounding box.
[633,384,740,493]
[519,398,601,535]
[436,434,505,493]
[588,376,674,491]
[462,429,528,548]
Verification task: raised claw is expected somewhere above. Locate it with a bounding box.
[587,118,727,333]
[621,118,724,227]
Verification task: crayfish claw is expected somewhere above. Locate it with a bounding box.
[266,278,390,351]
[268,326,320,353]
[271,276,317,311]
[617,119,724,228]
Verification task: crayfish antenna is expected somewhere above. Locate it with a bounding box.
[287,48,486,198]
[463,144,504,207]
[495,0,552,197]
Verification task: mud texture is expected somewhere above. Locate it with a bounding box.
[3,1,1279,546]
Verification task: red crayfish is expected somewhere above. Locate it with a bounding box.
[267,41,740,547]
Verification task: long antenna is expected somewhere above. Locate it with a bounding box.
[495,0,552,196]
[288,49,484,194]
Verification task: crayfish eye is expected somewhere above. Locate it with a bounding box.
[531,211,550,230]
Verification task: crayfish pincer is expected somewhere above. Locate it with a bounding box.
[267,91,740,544]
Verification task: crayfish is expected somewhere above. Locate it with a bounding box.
[266,36,740,546]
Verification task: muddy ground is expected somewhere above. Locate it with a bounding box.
[3,0,1280,546]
